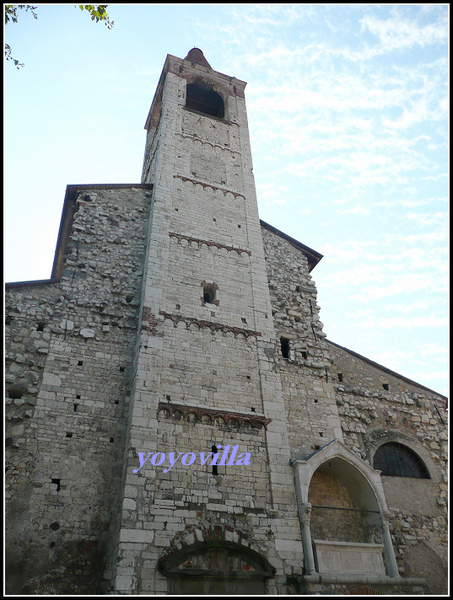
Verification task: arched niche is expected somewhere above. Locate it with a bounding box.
[293,440,388,512]
[308,457,380,544]
[158,541,275,595]
[292,440,399,579]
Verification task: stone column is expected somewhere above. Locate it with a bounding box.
[380,513,400,578]
[300,503,317,575]
[293,461,317,576]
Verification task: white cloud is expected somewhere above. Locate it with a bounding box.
[405,211,447,227]
[360,12,448,52]
[334,204,369,216]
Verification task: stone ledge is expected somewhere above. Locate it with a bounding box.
[174,174,245,199]
[159,311,261,338]
[169,232,251,256]
[304,574,425,585]
[158,401,271,430]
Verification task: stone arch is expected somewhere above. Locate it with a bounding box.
[308,460,378,544]
[294,440,388,512]
[373,442,430,479]
[158,540,275,595]
[364,428,438,483]
[292,440,399,578]
[185,76,226,120]
[403,541,447,595]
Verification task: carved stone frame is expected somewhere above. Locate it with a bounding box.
[291,439,400,579]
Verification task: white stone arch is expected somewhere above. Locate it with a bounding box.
[294,439,388,512]
[291,439,399,579]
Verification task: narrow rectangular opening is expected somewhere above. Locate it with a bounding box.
[280,338,290,359]
[211,445,218,476]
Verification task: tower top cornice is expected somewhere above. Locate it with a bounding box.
[144,51,247,131]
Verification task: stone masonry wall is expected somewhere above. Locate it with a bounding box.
[262,227,343,458]
[5,48,448,596]
[328,341,448,593]
[111,57,303,594]
[261,227,447,594]
[5,185,152,594]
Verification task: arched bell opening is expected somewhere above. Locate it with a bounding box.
[186,82,225,119]
[158,541,275,595]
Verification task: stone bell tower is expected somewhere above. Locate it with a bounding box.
[110,49,303,594]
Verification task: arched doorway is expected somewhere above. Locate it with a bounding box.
[158,541,275,595]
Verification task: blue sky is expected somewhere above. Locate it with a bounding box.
[4,4,449,396]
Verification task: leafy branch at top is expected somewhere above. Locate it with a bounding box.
[77,5,114,29]
[5,4,114,68]
[4,4,38,25]
[5,4,38,67]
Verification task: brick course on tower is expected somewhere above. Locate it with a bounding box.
[5,49,448,595]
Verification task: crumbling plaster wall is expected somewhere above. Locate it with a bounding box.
[5,186,152,594]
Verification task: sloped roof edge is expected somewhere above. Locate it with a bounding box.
[327,339,448,401]
[260,219,323,272]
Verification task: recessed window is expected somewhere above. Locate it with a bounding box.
[202,282,218,305]
[382,383,389,391]
[280,338,290,359]
[186,83,224,119]
[373,442,430,479]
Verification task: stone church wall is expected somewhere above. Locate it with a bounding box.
[328,341,448,593]
[5,187,448,595]
[5,47,448,595]
[5,185,152,594]
[261,225,448,594]
[261,226,342,459]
